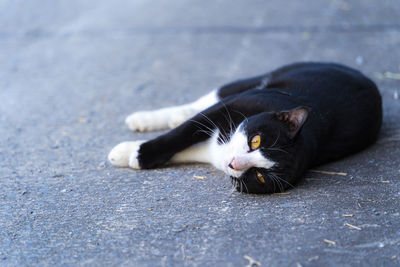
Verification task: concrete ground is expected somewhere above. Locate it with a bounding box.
[1,0,400,266]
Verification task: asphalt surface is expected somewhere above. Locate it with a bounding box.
[1,0,400,266]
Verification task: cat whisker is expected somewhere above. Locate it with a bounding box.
[269,130,281,149]
[198,112,219,131]
[190,117,215,133]
[275,175,285,192]
[268,174,278,192]
[233,109,249,124]
[230,176,250,194]
[234,180,240,193]
[220,102,240,144]
[266,147,289,154]
[198,112,230,145]
[271,173,295,189]
[241,179,249,193]
[189,119,217,137]
[192,128,214,139]
[195,129,214,138]
[230,177,239,194]
[273,174,285,192]
[230,180,238,194]
[220,102,234,134]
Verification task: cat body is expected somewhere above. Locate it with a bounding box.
[108,62,382,194]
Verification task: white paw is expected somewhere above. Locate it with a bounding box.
[125,111,167,132]
[167,113,187,129]
[108,140,146,168]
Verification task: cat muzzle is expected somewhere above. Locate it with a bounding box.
[228,156,252,171]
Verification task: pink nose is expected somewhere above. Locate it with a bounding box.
[228,162,235,170]
[228,157,250,171]
[228,157,237,170]
[228,156,251,171]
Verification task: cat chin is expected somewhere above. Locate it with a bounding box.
[231,175,273,194]
[224,168,244,178]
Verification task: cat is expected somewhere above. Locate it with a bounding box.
[108,62,382,194]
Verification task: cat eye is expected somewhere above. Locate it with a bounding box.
[256,171,265,184]
[250,135,261,150]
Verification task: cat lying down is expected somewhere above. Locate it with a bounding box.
[108,62,382,194]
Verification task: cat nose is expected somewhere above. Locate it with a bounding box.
[228,157,239,170]
[228,156,251,171]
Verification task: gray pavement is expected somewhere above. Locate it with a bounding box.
[1,0,400,266]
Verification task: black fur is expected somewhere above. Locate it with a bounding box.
[136,62,382,194]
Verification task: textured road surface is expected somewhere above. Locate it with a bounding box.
[1,1,400,266]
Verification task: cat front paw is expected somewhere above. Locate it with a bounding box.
[108,140,146,169]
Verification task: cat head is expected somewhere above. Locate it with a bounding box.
[222,106,310,194]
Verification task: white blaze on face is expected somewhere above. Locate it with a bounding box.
[210,125,275,178]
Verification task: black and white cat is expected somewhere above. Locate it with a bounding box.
[108,62,382,194]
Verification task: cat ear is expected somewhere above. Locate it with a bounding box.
[275,106,310,139]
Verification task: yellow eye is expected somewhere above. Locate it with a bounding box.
[256,171,265,184]
[250,135,261,150]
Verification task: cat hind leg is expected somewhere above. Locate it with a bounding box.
[125,90,219,132]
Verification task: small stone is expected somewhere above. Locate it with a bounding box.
[355,56,364,65]
[98,162,106,169]
[77,117,87,123]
